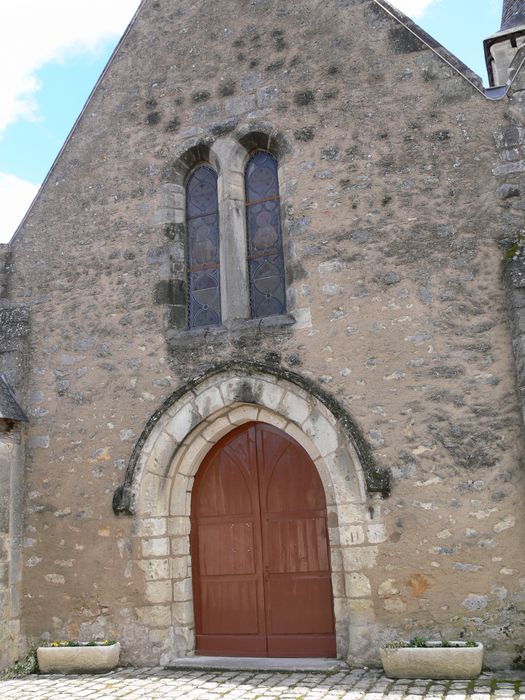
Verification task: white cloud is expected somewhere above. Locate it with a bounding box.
[0,174,40,244]
[390,0,439,19]
[0,0,141,136]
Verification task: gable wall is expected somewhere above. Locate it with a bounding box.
[7,0,525,667]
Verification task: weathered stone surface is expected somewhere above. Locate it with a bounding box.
[1,0,525,674]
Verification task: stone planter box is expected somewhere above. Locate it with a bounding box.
[37,642,120,674]
[380,642,483,680]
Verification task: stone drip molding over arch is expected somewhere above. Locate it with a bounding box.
[115,364,388,664]
[113,362,390,517]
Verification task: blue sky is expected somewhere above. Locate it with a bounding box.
[0,0,503,243]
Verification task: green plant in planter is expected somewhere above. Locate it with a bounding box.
[383,636,479,649]
[42,639,116,648]
[410,636,427,648]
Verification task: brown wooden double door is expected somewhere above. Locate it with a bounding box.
[191,422,336,657]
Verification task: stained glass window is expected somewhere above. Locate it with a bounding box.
[245,151,286,319]
[186,166,221,328]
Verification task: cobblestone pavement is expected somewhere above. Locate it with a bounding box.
[0,667,524,700]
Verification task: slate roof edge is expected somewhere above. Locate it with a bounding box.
[9,0,147,245]
[372,0,486,95]
[0,373,28,422]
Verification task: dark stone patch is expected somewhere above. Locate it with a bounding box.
[164,223,184,241]
[264,352,281,365]
[210,118,238,137]
[145,98,158,108]
[166,117,180,132]
[327,65,339,75]
[235,380,263,405]
[294,127,315,142]
[219,80,236,97]
[433,129,450,142]
[321,147,340,160]
[266,60,285,72]
[286,353,302,367]
[498,184,521,199]
[154,280,186,306]
[294,90,315,106]
[169,306,186,329]
[430,366,465,378]
[384,271,400,285]
[286,260,308,283]
[389,26,426,54]
[272,29,287,51]
[146,112,161,125]
[192,90,210,103]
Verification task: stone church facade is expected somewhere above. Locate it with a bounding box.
[1,0,525,670]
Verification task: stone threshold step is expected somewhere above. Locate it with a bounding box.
[167,656,347,672]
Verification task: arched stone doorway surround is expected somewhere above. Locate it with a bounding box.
[115,367,388,665]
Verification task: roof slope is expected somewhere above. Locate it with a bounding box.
[502,0,525,30]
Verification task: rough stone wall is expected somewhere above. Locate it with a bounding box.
[0,247,29,670]
[0,421,25,671]
[6,0,525,668]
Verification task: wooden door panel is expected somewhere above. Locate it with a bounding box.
[195,451,253,517]
[263,445,326,512]
[266,576,336,634]
[268,634,337,658]
[257,423,336,657]
[197,522,256,576]
[200,580,261,634]
[192,422,336,658]
[192,425,267,656]
[265,517,330,573]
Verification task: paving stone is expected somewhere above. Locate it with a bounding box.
[1,668,524,699]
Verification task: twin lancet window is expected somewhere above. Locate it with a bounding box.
[186,150,286,329]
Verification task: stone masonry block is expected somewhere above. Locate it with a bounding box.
[347,598,376,625]
[302,412,338,457]
[172,601,194,626]
[172,578,193,602]
[165,401,200,443]
[136,605,172,628]
[280,391,311,425]
[170,536,189,557]
[340,525,365,546]
[137,558,171,581]
[148,431,177,476]
[145,580,173,604]
[367,523,387,544]
[133,518,167,538]
[195,386,225,419]
[228,405,260,425]
[342,546,379,571]
[171,557,188,580]
[141,538,170,558]
[169,473,192,517]
[167,517,191,537]
[345,572,372,598]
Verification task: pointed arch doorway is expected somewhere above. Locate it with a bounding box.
[190,422,336,658]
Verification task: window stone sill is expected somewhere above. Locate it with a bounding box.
[166,314,295,350]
